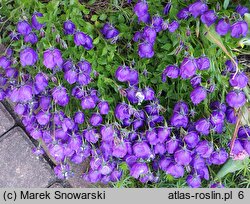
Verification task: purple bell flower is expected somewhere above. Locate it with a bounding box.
[39,96,51,110]
[64,69,78,84]
[98,101,110,115]
[138,42,154,58]
[24,32,38,44]
[215,19,231,36]
[188,1,208,18]
[74,31,93,50]
[17,20,32,35]
[190,75,201,88]
[0,56,11,69]
[186,174,201,188]
[36,110,51,126]
[177,8,189,20]
[159,157,172,171]
[225,107,237,124]
[238,126,250,139]
[63,20,75,35]
[14,103,27,116]
[190,86,207,105]
[5,67,18,78]
[74,111,85,124]
[20,47,38,67]
[138,13,151,24]
[195,118,210,135]
[152,16,163,32]
[127,69,139,85]
[226,90,246,108]
[184,131,200,149]
[130,162,149,179]
[52,86,69,107]
[112,140,127,158]
[31,12,44,30]
[146,129,158,145]
[166,163,184,178]
[49,144,65,162]
[77,72,91,86]
[87,170,102,183]
[166,137,180,154]
[229,72,248,88]
[100,125,114,142]
[115,103,132,121]
[133,141,153,160]
[180,57,197,79]
[134,1,148,18]
[210,110,225,125]
[35,72,48,93]
[235,5,249,16]
[143,87,155,101]
[170,112,189,128]
[62,59,73,72]
[90,113,103,126]
[174,148,192,166]
[210,101,227,112]
[110,170,122,182]
[77,60,92,74]
[231,21,248,38]
[174,101,189,115]
[115,65,130,82]
[142,26,157,44]
[101,23,119,39]
[162,65,179,81]
[18,85,33,102]
[126,86,139,104]
[54,164,72,179]
[196,140,214,158]
[133,31,142,42]
[74,31,86,46]
[84,129,100,144]
[154,143,166,155]
[196,56,210,70]
[157,127,170,143]
[168,21,179,33]
[200,10,217,27]
[81,96,96,109]
[210,148,228,165]
[43,48,63,70]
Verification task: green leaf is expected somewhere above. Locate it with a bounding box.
[216,158,250,179]
[99,14,107,21]
[91,15,98,21]
[223,0,230,9]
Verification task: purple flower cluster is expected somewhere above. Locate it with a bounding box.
[223,60,248,109]
[101,23,119,43]
[176,1,249,38]
[162,55,211,105]
[132,1,180,58]
[63,59,92,86]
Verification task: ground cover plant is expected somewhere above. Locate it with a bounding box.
[0,0,250,188]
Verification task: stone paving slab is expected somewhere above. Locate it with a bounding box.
[0,127,56,187]
[0,102,15,136]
